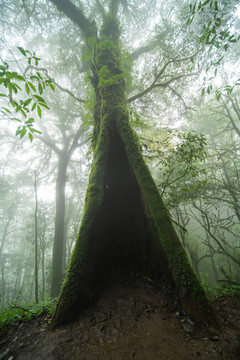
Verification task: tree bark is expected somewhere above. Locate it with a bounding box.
[50,5,216,327]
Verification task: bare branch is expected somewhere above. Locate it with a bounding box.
[128,72,197,103]
[167,85,196,111]
[128,52,199,103]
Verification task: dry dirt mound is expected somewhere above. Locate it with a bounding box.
[1,273,240,359]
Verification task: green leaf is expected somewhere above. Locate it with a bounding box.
[24,98,32,106]
[20,126,27,138]
[37,72,43,80]
[31,102,37,111]
[28,132,33,142]
[25,118,34,124]
[1,107,11,114]
[10,83,18,94]
[38,83,43,95]
[33,95,46,103]
[12,83,22,91]
[29,128,42,134]
[14,74,25,81]
[25,83,30,95]
[20,109,27,118]
[37,105,42,118]
[49,82,55,91]
[28,82,36,92]
[0,93,7,97]
[17,47,27,57]
[39,102,50,110]
[15,126,21,136]
[11,117,22,122]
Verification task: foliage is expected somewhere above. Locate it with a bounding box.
[201,273,240,299]
[0,47,54,141]
[187,0,239,48]
[142,130,207,203]
[97,65,124,88]
[0,298,57,332]
[186,0,240,98]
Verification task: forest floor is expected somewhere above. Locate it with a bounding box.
[0,272,240,360]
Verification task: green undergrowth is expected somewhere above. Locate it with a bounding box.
[202,281,240,300]
[0,298,57,333]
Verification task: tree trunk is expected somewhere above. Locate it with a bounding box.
[0,200,17,308]
[50,154,68,297]
[34,171,39,303]
[52,12,216,327]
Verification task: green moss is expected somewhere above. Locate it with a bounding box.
[115,116,216,322]
[52,8,216,327]
[100,14,121,44]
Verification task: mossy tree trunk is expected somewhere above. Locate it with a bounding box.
[50,0,216,327]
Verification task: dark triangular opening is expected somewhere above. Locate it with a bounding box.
[87,125,171,283]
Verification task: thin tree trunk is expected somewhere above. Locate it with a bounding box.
[50,126,85,298]
[50,155,68,297]
[0,200,17,307]
[34,171,39,303]
[41,231,46,301]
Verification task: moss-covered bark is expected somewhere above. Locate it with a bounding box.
[51,6,216,327]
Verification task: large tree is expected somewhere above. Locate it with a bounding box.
[47,0,216,327]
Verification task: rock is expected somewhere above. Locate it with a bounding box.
[182,323,193,333]
[211,335,220,341]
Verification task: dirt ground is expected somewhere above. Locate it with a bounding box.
[1,272,240,360]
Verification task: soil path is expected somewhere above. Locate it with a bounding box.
[1,273,240,359]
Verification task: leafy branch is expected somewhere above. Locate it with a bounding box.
[186,0,240,99]
[0,47,54,141]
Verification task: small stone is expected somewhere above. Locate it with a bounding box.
[187,317,194,326]
[182,323,193,333]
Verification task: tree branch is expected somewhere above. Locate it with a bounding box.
[109,0,121,16]
[128,52,199,103]
[128,73,197,103]
[95,0,106,18]
[223,102,240,138]
[167,85,196,111]
[130,40,160,60]
[24,65,85,104]
[50,0,96,39]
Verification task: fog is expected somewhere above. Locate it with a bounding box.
[0,0,240,307]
